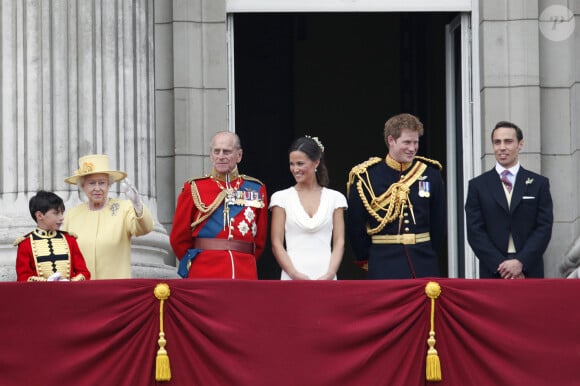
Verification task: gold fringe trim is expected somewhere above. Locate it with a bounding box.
[425,281,442,382]
[13,236,26,246]
[154,283,172,382]
[346,157,382,196]
[415,155,443,170]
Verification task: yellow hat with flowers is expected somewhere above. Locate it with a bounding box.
[65,154,127,185]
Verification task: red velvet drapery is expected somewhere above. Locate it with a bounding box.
[1,279,579,386]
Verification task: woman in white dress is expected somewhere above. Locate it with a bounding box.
[270,136,347,280]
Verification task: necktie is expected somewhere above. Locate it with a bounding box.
[501,170,512,193]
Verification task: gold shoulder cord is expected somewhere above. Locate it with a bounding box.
[189,180,227,230]
[415,155,443,170]
[348,158,427,235]
[346,157,382,197]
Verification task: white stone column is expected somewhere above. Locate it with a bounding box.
[546,2,580,277]
[153,0,228,262]
[0,0,176,280]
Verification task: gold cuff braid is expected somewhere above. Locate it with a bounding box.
[27,276,47,282]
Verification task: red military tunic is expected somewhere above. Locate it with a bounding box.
[15,228,91,282]
[170,172,268,279]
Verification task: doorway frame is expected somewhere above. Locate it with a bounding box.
[226,0,471,13]
[226,0,481,278]
[445,13,481,278]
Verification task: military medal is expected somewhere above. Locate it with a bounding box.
[235,189,264,208]
[225,188,236,205]
[419,181,431,198]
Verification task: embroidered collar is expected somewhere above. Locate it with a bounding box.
[385,154,412,171]
[33,228,57,238]
[210,167,240,182]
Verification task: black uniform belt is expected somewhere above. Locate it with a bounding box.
[193,238,255,254]
[371,232,430,245]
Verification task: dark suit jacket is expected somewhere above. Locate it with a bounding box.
[465,167,553,278]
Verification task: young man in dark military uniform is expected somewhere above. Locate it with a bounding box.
[347,113,446,279]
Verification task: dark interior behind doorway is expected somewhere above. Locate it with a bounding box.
[234,13,455,279]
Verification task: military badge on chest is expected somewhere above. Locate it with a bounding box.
[221,176,265,239]
[225,187,236,206]
[223,175,265,209]
[418,178,431,198]
[232,189,264,208]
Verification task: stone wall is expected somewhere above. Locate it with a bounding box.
[0,0,175,281]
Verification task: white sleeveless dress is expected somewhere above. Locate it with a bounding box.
[269,187,347,280]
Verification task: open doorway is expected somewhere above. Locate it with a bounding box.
[233,12,457,279]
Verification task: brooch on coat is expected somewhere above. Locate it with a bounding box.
[110,203,120,216]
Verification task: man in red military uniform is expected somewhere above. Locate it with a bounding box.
[170,131,268,279]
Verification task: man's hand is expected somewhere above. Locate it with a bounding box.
[498,259,523,279]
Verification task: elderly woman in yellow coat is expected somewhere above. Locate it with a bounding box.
[63,154,154,279]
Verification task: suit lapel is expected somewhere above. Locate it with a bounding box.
[509,167,528,213]
[487,169,509,213]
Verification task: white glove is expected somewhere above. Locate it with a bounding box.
[47,272,62,281]
[120,178,143,215]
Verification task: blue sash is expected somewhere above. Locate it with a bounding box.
[177,179,261,278]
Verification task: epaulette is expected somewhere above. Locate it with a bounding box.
[347,157,382,194]
[13,232,32,247]
[241,175,264,185]
[187,175,210,183]
[350,157,383,175]
[415,155,443,171]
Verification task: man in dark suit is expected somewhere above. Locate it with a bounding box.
[465,121,553,278]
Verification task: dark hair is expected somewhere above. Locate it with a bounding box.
[491,121,523,142]
[29,190,65,222]
[384,113,424,147]
[289,136,330,187]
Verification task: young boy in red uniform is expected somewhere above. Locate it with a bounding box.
[15,190,91,282]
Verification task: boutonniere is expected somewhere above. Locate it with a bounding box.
[525,178,534,185]
[418,176,428,181]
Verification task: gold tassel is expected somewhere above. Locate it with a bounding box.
[154,283,172,382]
[425,281,442,382]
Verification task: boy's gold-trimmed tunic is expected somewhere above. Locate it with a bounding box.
[14,228,91,281]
